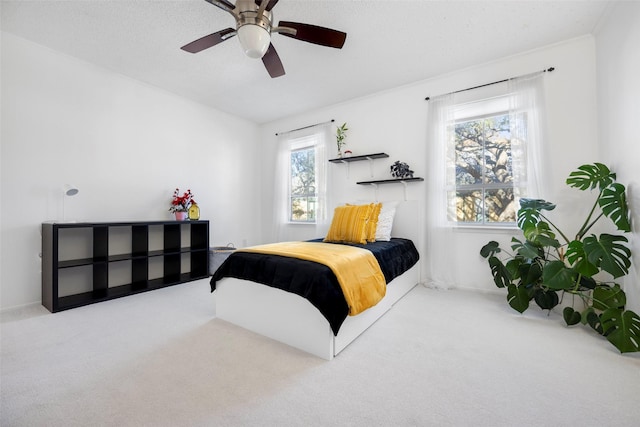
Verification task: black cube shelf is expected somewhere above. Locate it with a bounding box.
[41,220,209,312]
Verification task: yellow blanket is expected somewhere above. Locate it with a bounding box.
[239,242,386,316]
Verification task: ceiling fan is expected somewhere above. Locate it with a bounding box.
[181,0,347,78]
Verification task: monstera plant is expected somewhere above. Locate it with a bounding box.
[480,163,639,353]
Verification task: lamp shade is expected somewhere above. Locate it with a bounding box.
[237,24,270,58]
[64,184,79,196]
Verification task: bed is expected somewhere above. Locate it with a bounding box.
[210,200,422,360]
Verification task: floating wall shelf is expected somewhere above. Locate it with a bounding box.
[328,152,389,163]
[356,177,425,185]
[329,152,389,178]
[356,177,424,200]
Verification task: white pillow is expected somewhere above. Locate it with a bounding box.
[375,201,399,241]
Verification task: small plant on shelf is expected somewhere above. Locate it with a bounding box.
[169,188,195,213]
[480,163,639,353]
[336,122,348,157]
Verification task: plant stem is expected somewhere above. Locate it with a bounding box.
[572,273,583,292]
[539,213,571,244]
[575,192,602,240]
[565,287,616,310]
[579,212,605,239]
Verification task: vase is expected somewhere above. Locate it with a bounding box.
[188,203,200,220]
[174,211,187,221]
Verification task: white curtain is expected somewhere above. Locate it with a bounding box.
[272,122,331,242]
[424,72,549,289]
[425,93,458,289]
[314,123,331,236]
[273,132,290,242]
[509,71,550,201]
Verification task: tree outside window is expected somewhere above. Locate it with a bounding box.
[453,112,517,224]
[290,146,317,222]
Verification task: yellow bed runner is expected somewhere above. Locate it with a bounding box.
[239,242,386,316]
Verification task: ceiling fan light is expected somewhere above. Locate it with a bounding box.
[237,24,270,59]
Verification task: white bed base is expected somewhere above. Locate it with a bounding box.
[215,264,419,360]
[214,200,423,360]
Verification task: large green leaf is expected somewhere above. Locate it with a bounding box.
[519,198,557,211]
[599,183,631,232]
[600,308,640,353]
[578,276,597,290]
[505,258,524,280]
[566,240,599,277]
[592,284,626,311]
[541,261,577,290]
[586,310,604,334]
[517,199,555,230]
[523,222,560,248]
[519,261,542,287]
[511,238,543,260]
[517,208,540,231]
[488,256,511,288]
[507,283,530,313]
[534,289,559,310]
[566,163,615,191]
[580,307,597,325]
[480,241,501,259]
[583,234,631,278]
[563,307,581,325]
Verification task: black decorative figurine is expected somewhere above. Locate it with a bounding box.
[390,161,414,179]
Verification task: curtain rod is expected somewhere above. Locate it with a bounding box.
[275,119,335,136]
[424,67,554,101]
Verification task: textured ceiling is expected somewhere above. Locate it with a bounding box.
[1,0,611,123]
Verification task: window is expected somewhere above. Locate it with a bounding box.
[288,135,318,223]
[440,85,542,227]
[453,104,517,224]
[274,122,329,237]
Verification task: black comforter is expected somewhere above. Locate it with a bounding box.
[210,238,419,335]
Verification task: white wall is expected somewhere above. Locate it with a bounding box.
[0,33,261,310]
[595,1,640,312]
[259,36,601,294]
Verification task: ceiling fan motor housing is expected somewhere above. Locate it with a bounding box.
[236,0,273,58]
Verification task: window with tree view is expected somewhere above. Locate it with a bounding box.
[289,144,317,222]
[453,111,517,224]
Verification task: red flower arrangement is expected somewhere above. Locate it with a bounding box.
[169,188,195,213]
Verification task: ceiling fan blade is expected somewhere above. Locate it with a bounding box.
[262,43,285,78]
[254,0,280,11]
[277,21,347,49]
[181,28,236,53]
[205,0,236,14]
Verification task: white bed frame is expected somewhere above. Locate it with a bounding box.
[214,200,423,360]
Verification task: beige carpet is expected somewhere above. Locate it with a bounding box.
[1,280,639,426]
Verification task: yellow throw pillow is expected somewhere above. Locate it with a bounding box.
[324,204,373,244]
[366,202,382,242]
